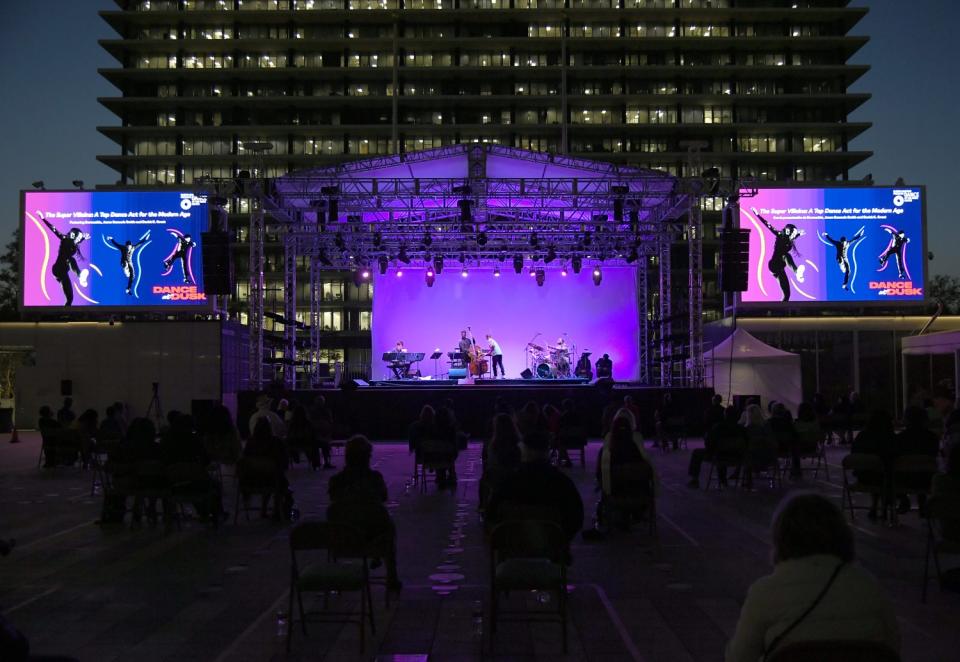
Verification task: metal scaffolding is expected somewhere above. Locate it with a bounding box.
[225,146,703,389]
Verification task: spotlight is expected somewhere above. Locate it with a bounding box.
[378,255,389,275]
[396,269,403,278]
[544,246,557,264]
[72,180,84,190]
[560,265,568,277]
[477,230,488,246]
[572,255,583,273]
[434,256,444,274]
[458,198,472,223]
[493,266,501,277]
[529,231,539,248]
[398,246,411,264]
[535,268,545,287]
[373,231,382,248]
[529,267,536,277]
[425,269,435,287]
[31,180,44,190]
[461,267,469,278]
[361,269,371,280]
[513,255,524,274]
[422,231,433,248]
[626,247,639,264]
[592,267,602,286]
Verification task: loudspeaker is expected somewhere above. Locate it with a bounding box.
[447,367,467,379]
[718,228,750,293]
[60,379,72,397]
[201,231,233,295]
[520,368,533,380]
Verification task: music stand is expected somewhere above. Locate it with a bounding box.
[430,350,443,378]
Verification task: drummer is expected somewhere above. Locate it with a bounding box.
[554,337,570,375]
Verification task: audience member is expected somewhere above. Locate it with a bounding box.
[688,406,746,488]
[595,412,656,531]
[486,430,584,544]
[851,410,897,520]
[894,406,940,514]
[328,435,402,592]
[248,394,285,440]
[285,404,319,469]
[483,413,522,473]
[160,414,208,466]
[515,401,545,440]
[543,403,570,467]
[725,492,899,662]
[655,392,683,450]
[769,402,801,479]
[433,406,460,484]
[37,405,59,433]
[308,395,335,469]
[201,404,242,467]
[408,405,437,454]
[242,418,292,521]
[56,397,76,426]
[932,443,960,540]
[704,393,725,431]
[742,404,778,489]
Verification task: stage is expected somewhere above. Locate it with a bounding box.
[238,382,713,441]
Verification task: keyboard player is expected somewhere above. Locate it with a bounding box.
[389,341,410,379]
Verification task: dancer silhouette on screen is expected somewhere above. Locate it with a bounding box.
[107,234,149,295]
[878,227,910,279]
[41,215,90,306]
[752,207,805,302]
[162,233,196,284]
[823,230,864,290]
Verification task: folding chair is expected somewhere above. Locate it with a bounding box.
[922,495,960,602]
[416,439,457,492]
[603,462,658,538]
[704,435,746,490]
[287,520,375,653]
[890,454,937,524]
[841,453,887,522]
[234,457,283,523]
[489,519,569,654]
[557,426,588,466]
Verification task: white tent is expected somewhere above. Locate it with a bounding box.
[703,328,803,416]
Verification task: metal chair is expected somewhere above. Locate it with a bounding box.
[922,495,960,602]
[287,520,375,653]
[704,434,747,490]
[234,457,283,523]
[489,519,569,654]
[557,426,588,466]
[603,462,657,538]
[416,439,457,492]
[767,640,900,662]
[890,454,938,524]
[841,453,887,522]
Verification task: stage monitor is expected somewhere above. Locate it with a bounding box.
[21,190,213,310]
[739,186,926,305]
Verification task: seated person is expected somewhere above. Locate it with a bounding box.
[328,435,402,592]
[688,406,746,488]
[242,418,292,521]
[480,413,522,510]
[725,492,899,662]
[595,353,613,378]
[486,430,584,545]
[932,443,960,541]
[894,405,940,514]
[595,412,656,530]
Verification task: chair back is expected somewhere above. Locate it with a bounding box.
[497,502,563,527]
[289,520,367,558]
[610,462,654,498]
[766,639,900,662]
[842,453,885,473]
[557,427,587,450]
[490,519,566,563]
[892,454,938,475]
[237,457,282,491]
[327,499,392,543]
[167,461,211,486]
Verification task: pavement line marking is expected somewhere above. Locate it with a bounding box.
[16,520,95,551]
[4,585,60,614]
[658,513,700,547]
[588,583,646,662]
[212,589,290,662]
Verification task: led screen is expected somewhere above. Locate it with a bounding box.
[739,187,925,304]
[371,267,640,381]
[22,191,211,309]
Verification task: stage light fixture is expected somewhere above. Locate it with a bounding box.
[582,231,592,247]
[434,256,444,274]
[592,267,602,286]
[529,267,536,277]
[460,267,469,278]
[613,199,624,223]
[72,180,84,190]
[572,255,583,273]
[477,230,488,246]
[396,269,403,278]
[629,209,640,233]
[560,266,568,277]
[513,255,524,274]
[458,198,472,224]
[378,255,389,275]
[422,231,433,248]
[31,180,44,190]
[397,246,411,264]
[373,231,382,248]
[535,268,545,287]
[361,268,371,280]
[493,266,501,277]
[529,231,539,248]
[544,247,557,264]
[425,269,435,287]
[626,247,639,264]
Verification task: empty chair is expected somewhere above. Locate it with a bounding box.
[286,520,375,653]
[489,519,568,654]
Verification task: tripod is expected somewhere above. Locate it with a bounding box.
[146,382,164,428]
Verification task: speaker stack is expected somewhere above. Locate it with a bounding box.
[718,227,750,293]
[200,231,233,295]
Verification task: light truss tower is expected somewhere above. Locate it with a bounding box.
[687,197,705,387]
[283,230,298,390]
[248,208,265,390]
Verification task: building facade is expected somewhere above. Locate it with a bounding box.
[98,0,871,379]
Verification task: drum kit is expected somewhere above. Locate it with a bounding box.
[526,342,573,379]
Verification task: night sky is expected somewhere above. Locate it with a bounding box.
[1,1,956,275]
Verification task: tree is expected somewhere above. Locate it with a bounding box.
[928,274,960,314]
[0,227,20,321]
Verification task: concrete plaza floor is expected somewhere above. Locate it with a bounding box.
[0,431,958,661]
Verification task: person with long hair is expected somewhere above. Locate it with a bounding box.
[726,492,899,661]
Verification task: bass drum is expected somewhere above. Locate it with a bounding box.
[536,362,554,379]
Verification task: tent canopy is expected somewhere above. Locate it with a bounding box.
[704,328,803,415]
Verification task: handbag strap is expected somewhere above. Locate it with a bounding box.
[762,561,846,661]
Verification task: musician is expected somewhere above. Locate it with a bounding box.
[486,334,505,378]
[395,340,407,353]
[596,353,613,379]
[458,329,474,355]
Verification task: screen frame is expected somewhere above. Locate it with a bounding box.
[734,184,928,309]
[18,188,216,314]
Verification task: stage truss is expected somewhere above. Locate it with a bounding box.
[210,145,707,389]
